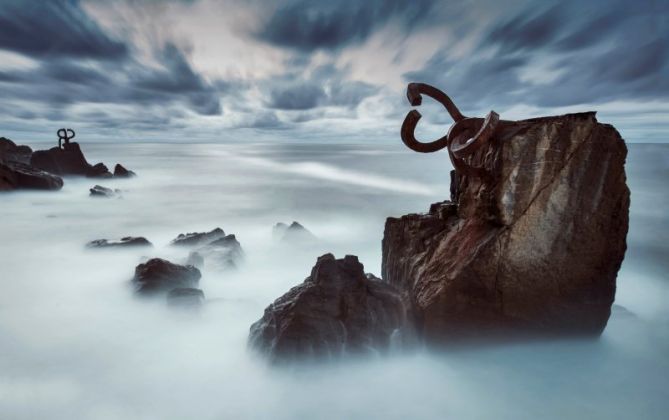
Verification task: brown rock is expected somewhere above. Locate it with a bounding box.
[382,112,629,343]
[249,253,409,363]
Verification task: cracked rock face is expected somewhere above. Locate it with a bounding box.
[382,112,630,343]
[249,254,409,363]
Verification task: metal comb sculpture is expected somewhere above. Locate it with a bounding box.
[57,128,75,149]
[400,83,499,178]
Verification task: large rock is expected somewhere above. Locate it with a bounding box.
[31,142,112,178]
[249,254,408,363]
[1,138,63,191]
[382,112,629,343]
[132,258,201,295]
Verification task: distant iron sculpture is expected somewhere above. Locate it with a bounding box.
[57,128,75,149]
[400,83,499,178]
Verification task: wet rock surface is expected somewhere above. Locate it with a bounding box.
[191,234,244,271]
[249,253,408,363]
[87,237,152,248]
[132,258,201,295]
[382,112,630,343]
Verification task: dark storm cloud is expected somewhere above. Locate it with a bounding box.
[268,82,327,110]
[406,0,669,111]
[0,0,128,60]
[257,0,437,51]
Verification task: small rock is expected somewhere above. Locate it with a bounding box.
[86,162,113,178]
[132,258,201,295]
[170,227,226,247]
[167,288,205,308]
[248,253,408,363]
[89,185,121,197]
[273,221,317,243]
[87,237,152,248]
[114,163,136,178]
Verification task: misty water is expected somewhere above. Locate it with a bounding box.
[1,141,667,419]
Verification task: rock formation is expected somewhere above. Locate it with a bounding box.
[31,142,113,178]
[383,112,629,343]
[132,258,201,295]
[249,254,408,363]
[0,138,63,191]
[87,237,152,248]
[170,228,226,247]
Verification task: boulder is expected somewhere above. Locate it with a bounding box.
[132,258,201,295]
[86,162,112,178]
[114,163,136,177]
[170,227,226,247]
[167,288,205,308]
[249,253,408,363]
[273,221,317,243]
[0,137,32,164]
[89,185,120,197]
[382,112,629,343]
[87,237,152,248]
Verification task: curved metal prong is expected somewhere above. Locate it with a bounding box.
[401,109,450,153]
[450,111,499,159]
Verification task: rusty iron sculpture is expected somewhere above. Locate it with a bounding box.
[400,83,499,178]
[57,128,75,149]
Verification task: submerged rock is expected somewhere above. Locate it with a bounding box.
[249,253,408,363]
[89,185,121,197]
[382,112,629,343]
[167,288,205,308]
[113,163,136,178]
[132,258,201,295]
[273,221,317,243]
[170,227,226,247]
[87,237,152,248]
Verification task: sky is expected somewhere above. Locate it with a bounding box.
[0,0,667,143]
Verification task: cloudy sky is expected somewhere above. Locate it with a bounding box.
[0,0,667,143]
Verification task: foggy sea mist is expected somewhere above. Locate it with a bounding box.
[1,141,667,419]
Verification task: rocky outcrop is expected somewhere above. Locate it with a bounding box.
[0,138,63,191]
[31,142,112,178]
[249,254,408,363]
[382,112,629,343]
[132,258,201,295]
[273,221,317,243]
[89,185,121,197]
[87,237,152,248]
[167,288,205,308]
[113,163,136,177]
[170,228,226,247]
